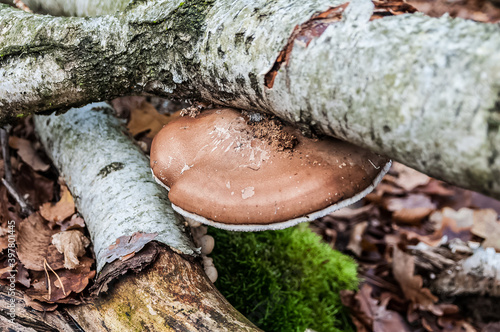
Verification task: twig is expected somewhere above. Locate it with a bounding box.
[43,259,52,301]
[44,259,67,297]
[13,0,33,13]
[0,126,13,183]
[2,179,33,217]
[1,126,34,217]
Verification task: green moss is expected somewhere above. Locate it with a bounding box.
[209,224,358,332]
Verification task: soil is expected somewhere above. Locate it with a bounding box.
[245,114,298,151]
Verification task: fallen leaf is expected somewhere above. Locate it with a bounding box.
[407,208,474,246]
[25,256,95,304]
[415,179,455,197]
[16,213,65,271]
[386,194,436,212]
[341,284,411,332]
[127,101,180,138]
[16,261,30,288]
[59,214,86,231]
[14,164,54,208]
[470,192,500,214]
[392,246,438,312]
[470,209,500,251]
[23,294,58,312]
[9,136,50,172]
[385,194,436,225]
[374,296,411,332]
[0,185,22,225]
[40,184,75,225]
[52,230,91,269]
[111,96,147,118]
[391,162,431,191]
[347,221,368,257]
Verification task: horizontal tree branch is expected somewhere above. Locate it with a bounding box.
[1,0,499,198]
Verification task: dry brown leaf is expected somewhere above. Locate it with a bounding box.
[23,294,58,312]
[15,164,54,207]
[9,136,50,172]
[347,221,368,257]
[373,296,411,332]
[25,256,95,304]
[52,230,91,269]
[470,209,500,251]
[385,194,436,225]
[386,194,436,212]
[16,261,31,288]
[402,207,475,246]
[393,208,434,225]
[59,214,86,231]
[470,191,500,214]
[341,284,411,332]
[0,227,8,253]
[392,162,431,191]
[127,101,180,138]
[415,179,455,197]
[40,184,75,224]
[0,185,22,225]
[392,246,438,311]
[438,207,475,229]
[16,213,65,271]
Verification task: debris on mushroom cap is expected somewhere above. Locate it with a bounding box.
[150,108,391,231]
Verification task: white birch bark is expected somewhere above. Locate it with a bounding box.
[1,0,499,197]
[0,0,129,16]
[433,248,500,296]
[33,103,197,272]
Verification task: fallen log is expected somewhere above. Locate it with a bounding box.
[0,0,498,198]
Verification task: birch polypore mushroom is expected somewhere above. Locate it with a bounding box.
[151,108,391,231]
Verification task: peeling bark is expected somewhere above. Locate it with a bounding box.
[433,248,500,297]
[1,0,500,196]
[33,103,259,330]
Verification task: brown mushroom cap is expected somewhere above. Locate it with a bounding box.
[151,108,390,231]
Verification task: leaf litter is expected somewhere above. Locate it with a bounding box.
[0,117,96,312]
[313,161,500,331]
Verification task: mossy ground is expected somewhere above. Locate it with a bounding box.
[208,223,358,332]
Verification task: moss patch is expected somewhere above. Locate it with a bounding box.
[209,224,358,332]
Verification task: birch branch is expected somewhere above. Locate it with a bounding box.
[34,103,195,271]
[1,0,499,197]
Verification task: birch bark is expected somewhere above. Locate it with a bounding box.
[0,0,499,197]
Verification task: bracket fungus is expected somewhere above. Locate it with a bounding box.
[151,108,391,231]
